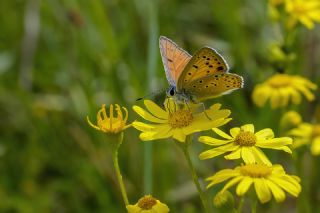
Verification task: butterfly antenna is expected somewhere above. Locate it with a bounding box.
[136,88,167,102]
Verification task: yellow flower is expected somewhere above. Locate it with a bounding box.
[252,74,317,108]
[289,123,320,155]
[199,124,292,165]
[87,104,130,134]
[132,99,231,142]
[126,195,169,213]
[213,190,234,210]
[280,110,302,131]
[285,0,320,29]
[206,164,301,203]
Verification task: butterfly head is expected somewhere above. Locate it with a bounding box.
[166,86,197,104]
[166,86,177,98]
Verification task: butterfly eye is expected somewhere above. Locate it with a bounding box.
[169,88,175,96]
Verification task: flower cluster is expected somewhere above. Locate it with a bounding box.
[279,110,320,156]
[132,98,301,205]
[252,74,317,109]
[269,0,320,29]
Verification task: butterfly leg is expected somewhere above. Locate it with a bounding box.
[183,100,191,111]
[199,102,212,121]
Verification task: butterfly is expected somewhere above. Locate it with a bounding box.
[159,36,243,104]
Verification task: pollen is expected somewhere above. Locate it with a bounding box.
[137,195,157,210]
[234,131,256,146]
[240,164,272,178]
[168,109,193,128]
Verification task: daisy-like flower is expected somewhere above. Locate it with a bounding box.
[132,99,231,142]
[289,123,320,155]
[252,74,317,108]
[126,195,169,213]
[206,164,301,203]
[285,0,320,29]
[199,124,292,165]
[87,104,130,134]
[87,104,131,206]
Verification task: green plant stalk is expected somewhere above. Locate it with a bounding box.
[178,137,209,213]
[144,0,158,195]
[110,133,129,206]
[237,197,244,213]
[251,197,257,213]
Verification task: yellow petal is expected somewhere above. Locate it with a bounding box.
[311,137,320,155]
[270,89,281,108]
[271,164,286,175]
[86,116,101,131]
[251,147,272,166]
[254,178,271,203]
[241,124,254,133]
[224,149,241,160]
[132,121,155,131]
[198,136,231,146]
[126,205,140,213]
[268,176,301,197]
[287,88,300,104]
[140,132,157,141]
[221,176,243,192]
[172,129,186,142]
[212,128,233,139]
[252,85,271,107]
[255,128,274,140]
[241,147,256,164]
[279,88,290,107]
[299,16,314,29]
[152,201,170,212]
[295,84,315,101]
[256,137,293,147]
[133,106,167,123]
[230,127,240,138]
[266,180,286,202]
[236,177,253,196]
[199,143,238,160]
[144,100,168,119]
[206,169,239,187]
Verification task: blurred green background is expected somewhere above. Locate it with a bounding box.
[1,0,319,212]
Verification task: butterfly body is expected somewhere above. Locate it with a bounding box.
[166,86,197,103]
[160,36,243,104]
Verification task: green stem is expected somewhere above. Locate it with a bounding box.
[251,198,257,213]
[111,133,129,206]
[178,137,209,213]
[237,197,244,213]
[144,0,158,194]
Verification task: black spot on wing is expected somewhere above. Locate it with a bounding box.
[217,66,224,71]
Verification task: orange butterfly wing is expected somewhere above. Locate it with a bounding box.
[177,47,229,89]
[159,36,192,86]
[177,47,243,101]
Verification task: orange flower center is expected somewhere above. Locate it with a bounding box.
[138,195,157,210]
[240,164,272,178]
[268,74,292,88]
[168,109,193,128]
[235,131,256,146]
